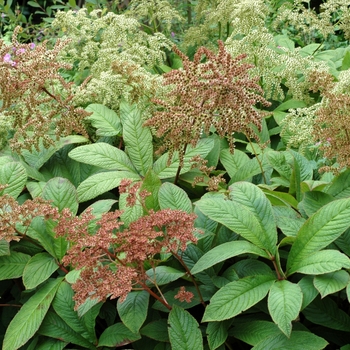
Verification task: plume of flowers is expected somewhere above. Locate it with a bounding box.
[144,40,270,163]
[55,206,198,308]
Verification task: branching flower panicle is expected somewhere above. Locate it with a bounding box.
[144,40,270,163]
[0,194,59,242]
[55,207,198,308]
[0,27,90,151]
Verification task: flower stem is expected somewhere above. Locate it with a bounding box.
[172,250,206,308]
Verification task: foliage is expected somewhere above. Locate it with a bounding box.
[2,1,350,349]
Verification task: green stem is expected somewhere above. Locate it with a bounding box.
[172,250,206,308]
[174,144,188,185]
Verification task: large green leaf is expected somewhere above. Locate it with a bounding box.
[202,275,275,322]
[23,253,59,290]
[52,281,93,342]
[0,239,9,256]
[98,322,140,347]
[220,149,250,179]
[0,161,27,198]
[313,270,349,298]
[206,321,231,350]
[0,251,30,281]
[3,278,63,350]
[196,196,276,254]
[231,319,281,346]
[146,266,185,286]
[120,100,153,176]
[287,197,350,273]
[303,297,350,331]
[228,182,277,254]
[38,310,96,349]
[298,276,318,310]
[140,319,169,342]
[117,291,149,333]
[118,191,143,226]
[288,250,350,275]
[77,170,141,202]
[191,241,270,275]
[267,280,303,337]
[229,155,270,183]
[68,143,137,172]
[252,331,328,350]
[168,305,203,350]
[140,169,161,211]
[326,168,350,199]
[153,138,214,179]
[21,135,89,169]
[42,177,78,215]
[158,182,192,213]
[299,191,334,217]
[85,103,122,136]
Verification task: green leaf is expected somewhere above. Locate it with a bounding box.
[0,239,10,256]
[28,1,42,7]
[77,170,141,202]
[202,275,275,322]
[252,331,328,350]
[303,297,350,331]
[207,321,231,350]
[299,191,334,217]
[228,182,277,252]
[326,168,350,199]
[80,303,102,344]
[3,278,63,350]
[98,322,140,347]
[288,250,350,275]
[0,251,30,280]
[229,155,270,183]
[26,217,57,258]
[313,270,349,298]
[168,305,203,350]
[220,149,250,179]
[38,310,96,349]
[26,181,46,198]
[268,280,303,337]
[231,319,281,346]
[43,177,78,215]
[341,51,350,70]
[262,189,299,209]
[274,99,307,112]
[52,281,93,342]
[158,182,192,213]
[68,143,137,172]
[23,253,59,290]
[146,266,185,286]
[35,337,67,350]
[85,103,122,136]
[287,197,350,273]
[195,197,277,252]
[153,138,214,179]
[274,35,295,51]
[0,162,27,198]
[120,100,153,176]
[140,169,161,211]
[117,291,149,333]
[118,192,143,227]
[21,135,88,169]
[140,319,169,342]
[191,241,270,275]
[298,276,318,310]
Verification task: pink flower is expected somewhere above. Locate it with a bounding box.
[3,53,11,62]
[30,43,35,50]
